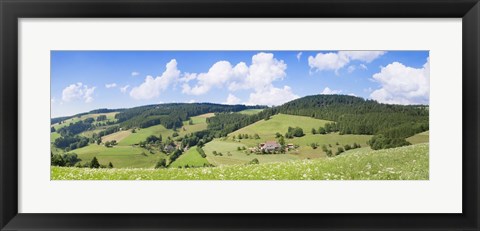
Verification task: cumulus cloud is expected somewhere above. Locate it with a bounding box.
[62,82,96,103]
[296,52,303,61]
[320,87,342,95]
[120,85,130,93]
[130,59,180,100]
[308,51,385,74]
[246,86,299,106]
[225,94,241,105]
[181,52,296,106]
[182,61,247,95]
[359,64,368,70]
[370,58,429,105]
[105,83,117,88]
[131,71,140,76]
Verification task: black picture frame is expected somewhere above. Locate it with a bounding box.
[1,0,479,230]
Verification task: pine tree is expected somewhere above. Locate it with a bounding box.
[90,157,100,168]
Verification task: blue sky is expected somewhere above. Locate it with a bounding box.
[51,50,429,117]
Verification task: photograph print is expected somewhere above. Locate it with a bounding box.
[50,50,429,180]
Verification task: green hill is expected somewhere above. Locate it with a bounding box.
[200,114,372,166]
[50,95,429,172]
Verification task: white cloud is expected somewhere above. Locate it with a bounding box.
[51,98,55,103]
[105,83,117,88]
[320,87,342,95]
[120,85,130,93]
[179,52,298,105]
[246,86,299,106]
[370,58,429,105]
[131,71,140,76]
[62,82,96,103]
[180,52,297,106]
[183,52,289,97]
[182,61,246,95]
[308,52,349,73]
[130,59,180,100]
[347,65,356,73]
[228,52,286,92]
[188,99,196,103]
[225,94,241,105]
[308,51,385,74]
[359,64,368,70]
[180,73,198,83]
[341,51,386,63]
[84,87,95,103]
[296,52,303,61]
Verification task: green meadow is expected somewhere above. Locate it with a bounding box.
[230,113,332,138]
[118,124,172,146]
[72,144,165,168]
[51,112,118,130]
[51,143,429,180]
[117,113,212,146]
[169,146,210,168]
[407,131,429,144]
[237,109,264,115]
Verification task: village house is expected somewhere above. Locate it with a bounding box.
[164,144,175,153]
[259,141,281,152]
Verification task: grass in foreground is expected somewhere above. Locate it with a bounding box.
[52,143,428,180]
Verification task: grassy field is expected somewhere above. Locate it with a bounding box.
[118,124,172,146]
[407,131,429,144]
[169,146,210,168]
[70,144,166,168]
[51,112,118,130]
[179,113,213,135]
[102,130,132,143]
[238,109,264,115]
[117,113,212,146]
[50,132,61,141]
[230,113,332,139]
[51,143,429,180]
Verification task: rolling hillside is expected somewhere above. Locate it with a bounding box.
[201,113,372,166]
[50,95,429,172]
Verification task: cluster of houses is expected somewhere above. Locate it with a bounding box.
[163,143,189,153]
[248,141,295,153]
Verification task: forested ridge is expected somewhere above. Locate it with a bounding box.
[275,95,428,149]
[115,103,265,129]
[276,95,428,135]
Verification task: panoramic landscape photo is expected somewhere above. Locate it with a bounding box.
[50,50,429,180]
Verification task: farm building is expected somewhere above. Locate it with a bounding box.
[260,141,281,152]
[164,144,175,153]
